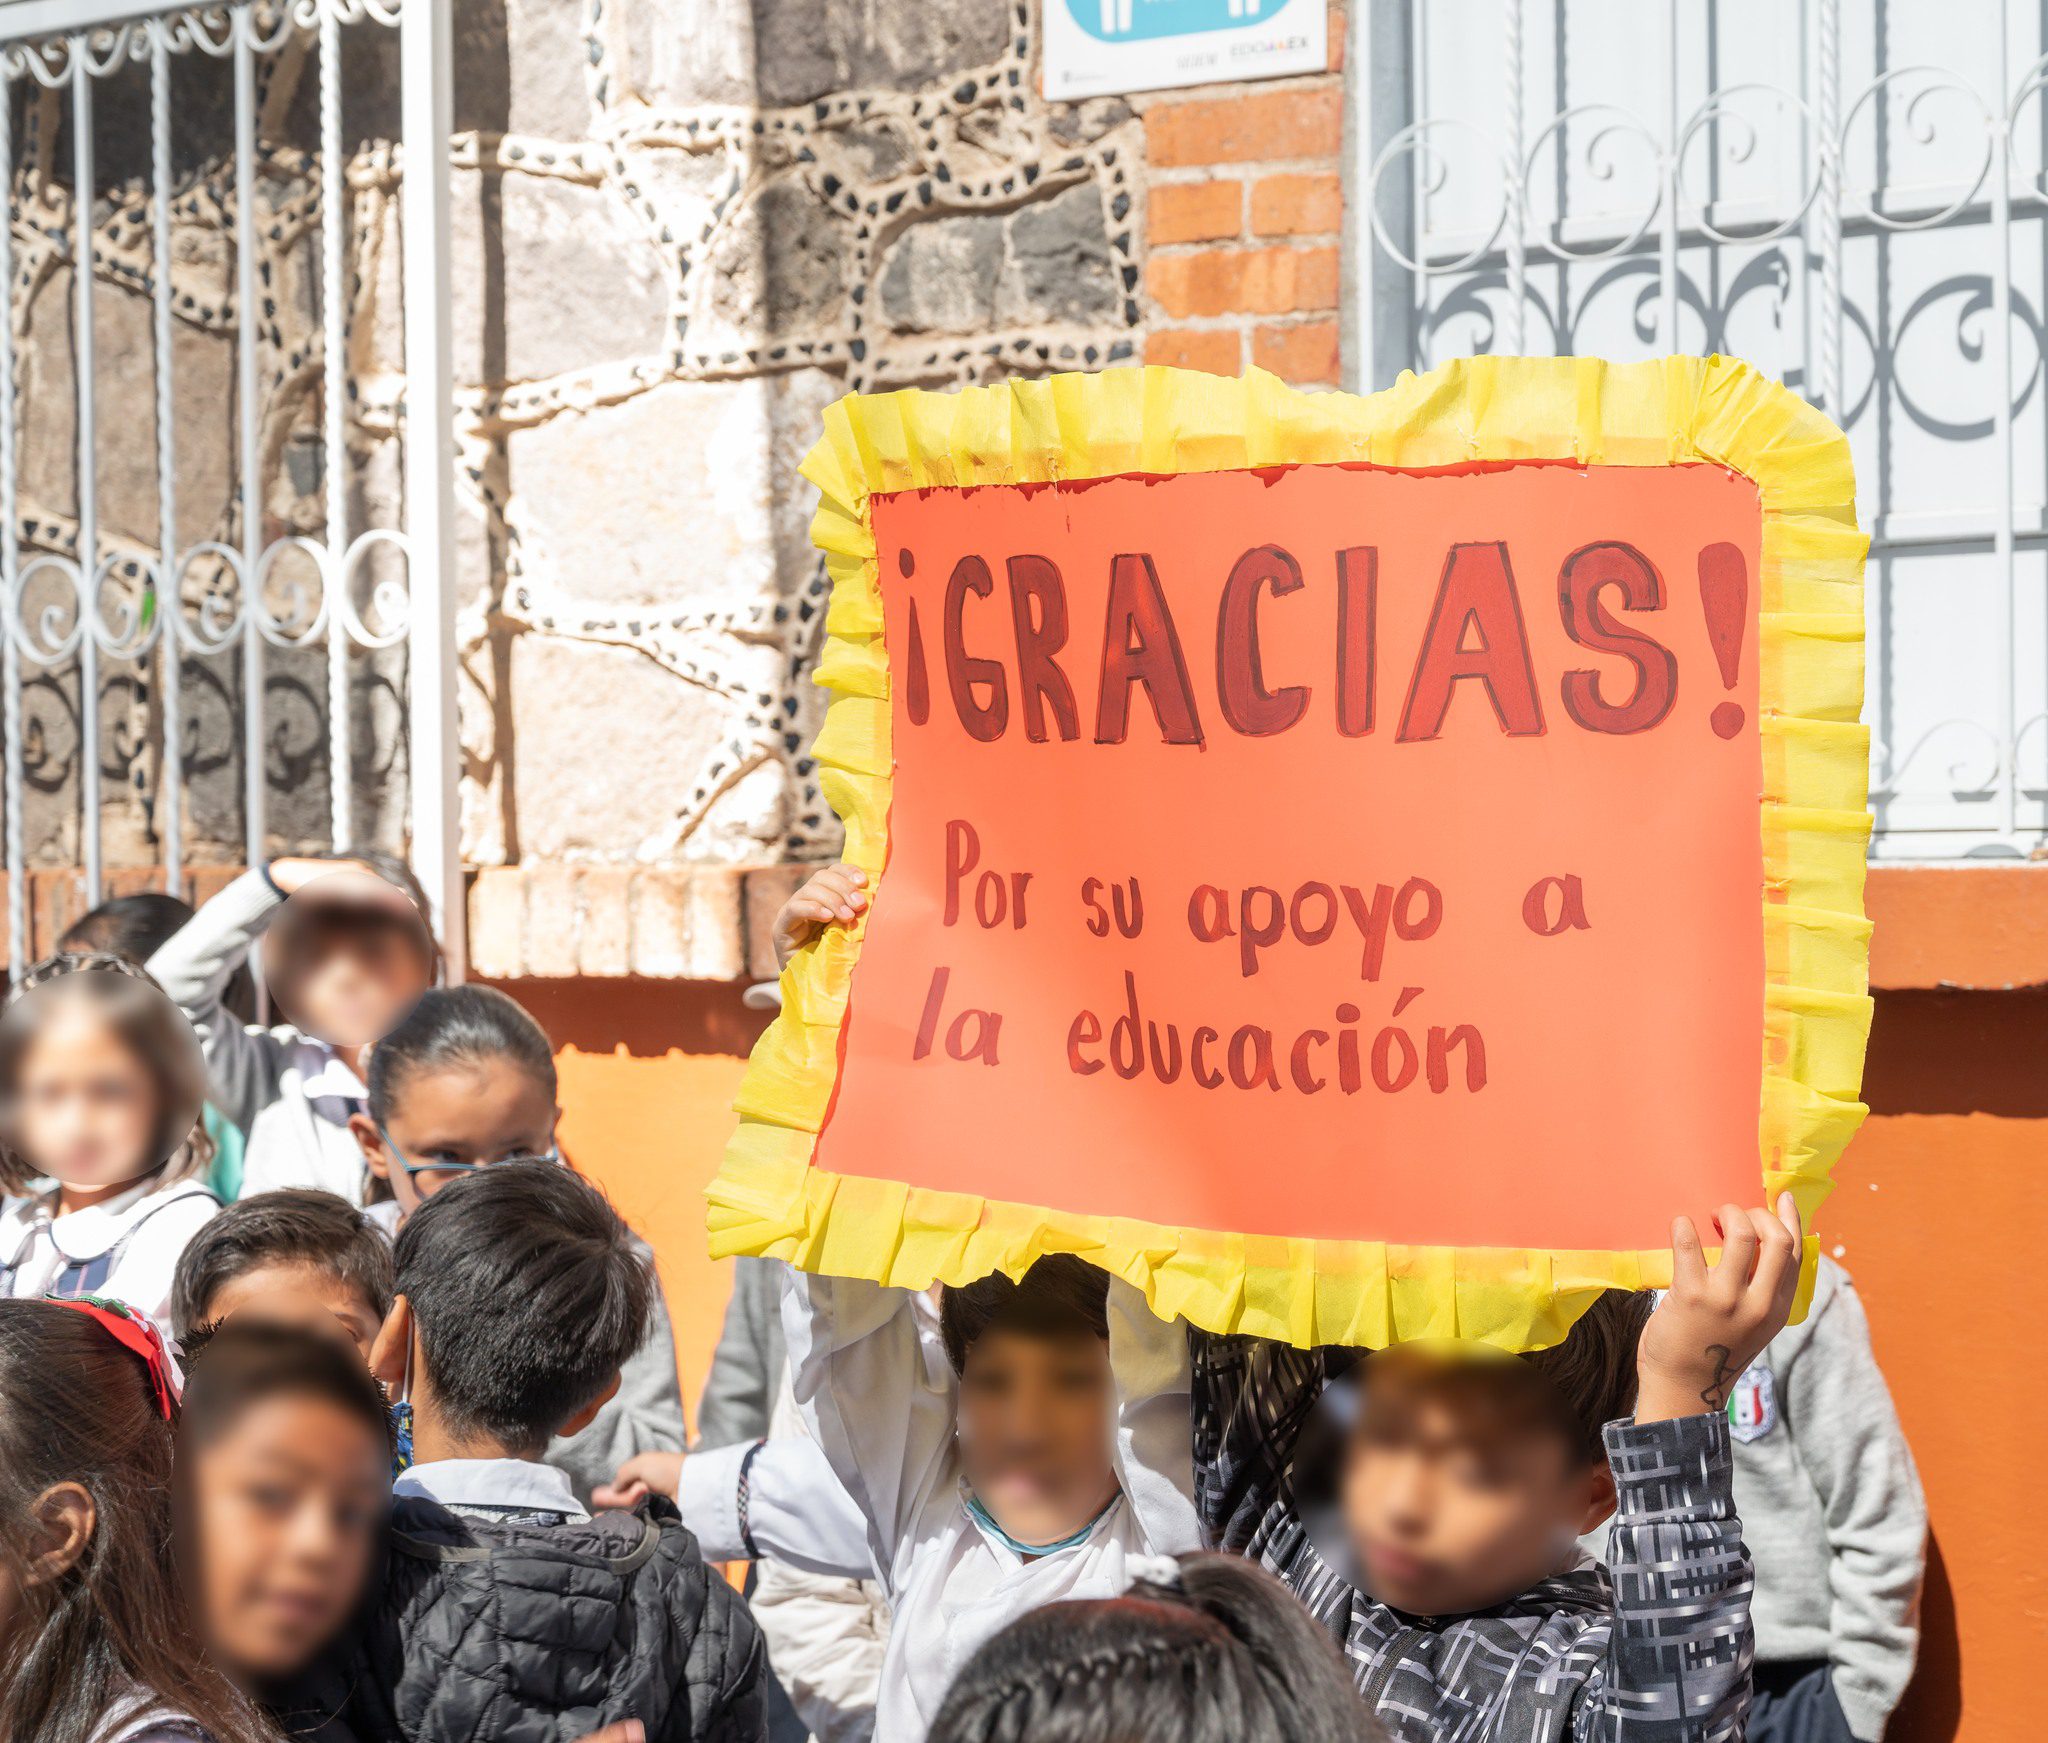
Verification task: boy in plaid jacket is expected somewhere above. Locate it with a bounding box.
[1193,1194,1804,1743]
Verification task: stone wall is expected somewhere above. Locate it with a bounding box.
[3,0,1348,975]
[439,0,1157,892]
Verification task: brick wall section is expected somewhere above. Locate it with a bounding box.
[1139,5,1347,389]
[2,866,248,969]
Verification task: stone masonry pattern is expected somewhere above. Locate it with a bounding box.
[3,0,1346,976]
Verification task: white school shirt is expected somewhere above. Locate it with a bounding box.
[782,1266,1201,1743]
[0,1175,218,1340]
[683,1423,874,1579]
[146,868,374,1204]
[681,1373,891,1743]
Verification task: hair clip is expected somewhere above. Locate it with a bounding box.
[47,1294,180,1420]
[1123,1552,1185,1593]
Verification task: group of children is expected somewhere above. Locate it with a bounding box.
[0,854,1927,1743]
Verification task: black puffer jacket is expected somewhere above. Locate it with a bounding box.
[326,1496,765,1743]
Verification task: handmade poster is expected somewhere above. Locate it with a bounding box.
[708,358,1872,1351]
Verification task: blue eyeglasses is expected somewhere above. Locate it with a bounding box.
[375,1124,563,1186]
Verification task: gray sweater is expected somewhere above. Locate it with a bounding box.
[1728,1256,1926,1741]
[695,1254,786,1450]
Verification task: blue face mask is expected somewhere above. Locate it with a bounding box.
[963,1489,1117,1557]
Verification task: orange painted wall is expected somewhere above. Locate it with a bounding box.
[480,978,771,1438]
[492,966,2045,1743]
[1843,987,2048,1743]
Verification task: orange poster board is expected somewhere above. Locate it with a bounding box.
[708,358,1873,1351]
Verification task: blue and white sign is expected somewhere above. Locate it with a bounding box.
[1044,0,1329,100]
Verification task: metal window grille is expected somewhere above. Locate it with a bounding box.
[0,0,461,974]
[1352,0,2048,858]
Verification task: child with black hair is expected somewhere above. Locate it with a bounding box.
[61,892,255,1201]
[0,956,219,1338]
[60,892,203,962]
[146,854,435,1203]
[298,1161,765,1743]
[746,870,1201,1742]
[170,1188,394,1358]
[928,1550,1381,1743]
[769,1256,1200,1743]
[1194,1195,1807,1743]
[175,1320,392,1701]
[346,984,686,1506]
[0,1296,271,1743]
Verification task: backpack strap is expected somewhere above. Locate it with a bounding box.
[43,1185,220,1301]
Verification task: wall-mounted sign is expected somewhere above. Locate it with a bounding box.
[1044,0,1329,100]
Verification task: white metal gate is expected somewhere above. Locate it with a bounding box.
[1352,0,2048,859]
[0,0,461,972]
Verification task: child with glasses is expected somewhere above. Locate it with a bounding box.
[345,985,686,1507]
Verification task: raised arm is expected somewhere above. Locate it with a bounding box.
[1106,1276,1201,1553]
[1578,1194,1806,1742]
[781,1265,959,1593]
[1578,1411,1754,1743]
[144,866,286,1133]
[1187,1326,1329,1554]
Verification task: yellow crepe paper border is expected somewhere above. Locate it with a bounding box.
[706,356,1870,1353]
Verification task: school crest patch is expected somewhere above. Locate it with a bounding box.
[1727,1361,1778,1442]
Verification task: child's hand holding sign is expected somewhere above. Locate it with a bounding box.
[1637,1193,1804,1424]
[772,863,868,970]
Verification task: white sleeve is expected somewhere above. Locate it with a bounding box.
[781,1265,959,1593]
[1106,1276,1202,1553]
[680,1437,875,1580]
[144,869,288,1136]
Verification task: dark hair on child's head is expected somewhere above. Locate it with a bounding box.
[940,1254,1111,1376]
[63,892,258,1027]
[170,1188,396,1342]
[58,891,194,962]
[0,954,212,1196]
[366,983,557,1126]
[395,1160,651,1453]
[928,1550,1379,1743]
[178,1318,395,1463]
[0,1300,271,1743]
[1524,1288,1655,1460]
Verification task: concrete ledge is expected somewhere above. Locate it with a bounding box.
[0,861,813,984]
[1867,864,2048,990]
[466,862,808,983]
[11,859,2036,991]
